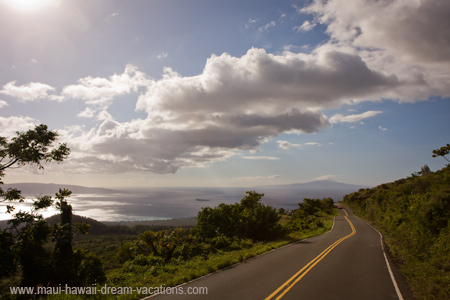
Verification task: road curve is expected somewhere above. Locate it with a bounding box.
[145,208,415,300]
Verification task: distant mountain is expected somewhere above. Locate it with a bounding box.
[1,183,124,196]
[253,180,371,204]
[256,180,370,190]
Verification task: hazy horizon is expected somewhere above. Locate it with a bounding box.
[0,181,367,221]
[1,178,371,190]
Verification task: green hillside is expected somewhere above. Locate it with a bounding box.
[45,214,193,235]
[343,165,450,300]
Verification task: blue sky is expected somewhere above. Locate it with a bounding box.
[0,0,449,188]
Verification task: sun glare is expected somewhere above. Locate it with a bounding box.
[4,0,52,11]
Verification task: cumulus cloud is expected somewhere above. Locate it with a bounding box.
[304,0,450,63]
[302,0,450,99]
[57,45,403,175]
[61,119,239,174]
[136,48,398,117]
[0,116,37,136]
[329,111,382,124]
[0,81,56,102]
[61,64,151,119]
[0,100,8,108]
[62,64,150,106]
[277,140,302,150]
[12,1,449,176]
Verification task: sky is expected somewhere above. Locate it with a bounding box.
[0,0,449,188]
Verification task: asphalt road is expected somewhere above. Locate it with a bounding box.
[146,208,415,300]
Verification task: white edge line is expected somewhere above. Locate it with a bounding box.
[142,216,337,299]
[351,213,404,300]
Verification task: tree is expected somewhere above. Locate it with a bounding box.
[297,198,322,217]
[0,124,104,288]
[420,164,431,175]
[51,189,76,285]
[432,143,450,163]
[197,191,284,241]
[0,124,69,284]
[0,124,69,176]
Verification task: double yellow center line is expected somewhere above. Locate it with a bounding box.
[265,209,356,300]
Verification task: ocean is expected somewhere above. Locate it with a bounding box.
[0,186,355,222]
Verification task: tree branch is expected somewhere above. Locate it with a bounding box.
[0,158,19,171]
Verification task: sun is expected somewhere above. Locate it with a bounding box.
[3,0,53,11]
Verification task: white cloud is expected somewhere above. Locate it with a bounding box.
[156,52,168,59]
[302,0,450,100]
[329,111,382,124]
[13,0,449,177]
[62,64,151,119]
[56,45,401,175]
[0,81,56,102]
[258,21,276,32]
[0,100,8,108]
[77,107,95,118]
[304,142,320,146]
[277,140,302,150]
[245,18,259,28]
[311,174,337,181]
[62,64,150,106]
[97,110,114,121]
[379,125,388,131]
[293,20,316,32]
[0,116,37,137]
[136,48,398,117]
[242,156,280,160]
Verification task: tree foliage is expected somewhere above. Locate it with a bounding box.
[0,124,105,289]
[432,143,450,163]
[197,191,285,241]
[0,124,69,176]
[343,165,450,299]
[420,164,431,175]
[287,197,335,232]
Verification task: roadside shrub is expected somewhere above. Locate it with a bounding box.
[197,191,285,241]
[343,166,450,300]
[73,249,106,286]
[116,242,134,263]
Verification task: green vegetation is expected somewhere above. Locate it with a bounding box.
[197,191,285,241]
[0,125,338,299]
[432,143,450,163]
[41,193,335,300]
[0,125,105,297]
[343,165,450,300]
[47,215,194,235]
